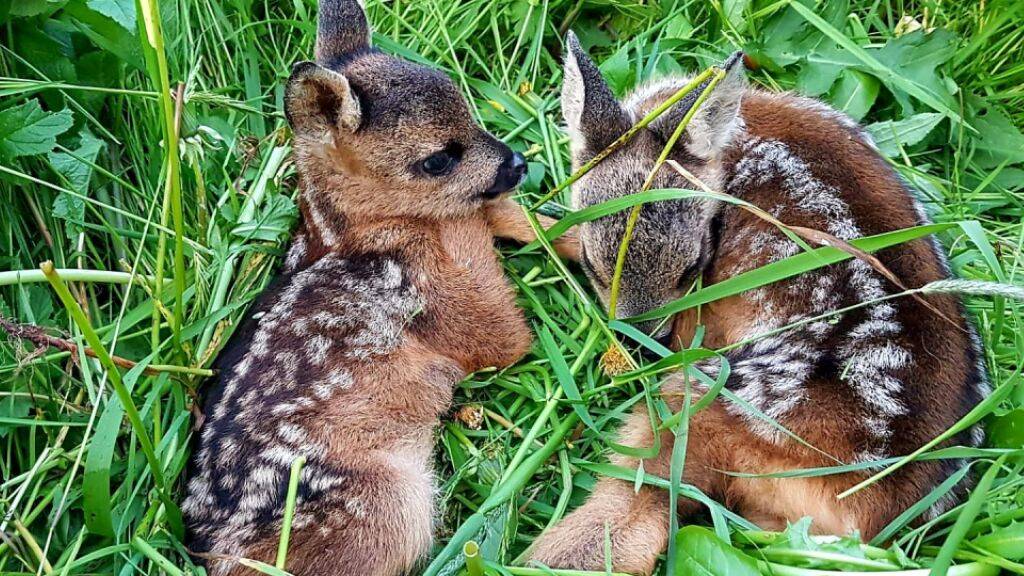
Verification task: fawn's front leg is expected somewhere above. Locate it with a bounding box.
[528,383,735,575]
[484,198,580,261]
[527,407,680,575]
[528,471,671,575]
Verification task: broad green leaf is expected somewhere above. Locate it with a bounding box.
[866,113,944,157]
[87,0,135,29]
[48,130,104,193]
[599,41,634,96]
[787,2,963,124]
[829,69,879,121]
[75,50,122,113]
[722,0,751,29]
[988,408,1024,449]
[12,24,77,83]
[797,43,848,96]
[972,521,1024,561]
[755,0,848,70]
[0,394,32,438]
[969,99,1024,169]
[0,99,73,159]
[63,0,145,70]
[663,13,693,40]
[871,29,958,118]
[674,525,760,576]
[9,0,50,17]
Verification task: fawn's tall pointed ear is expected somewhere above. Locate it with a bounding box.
[651,51,747,159]
[315,0,371,68]
[285,61,362,135]
[562,31,630,154]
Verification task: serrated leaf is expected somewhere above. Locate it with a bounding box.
[86,0,135,29]
[48,131,105,194]
[970,100,1024,169]
[871,29,958,118]
[973,521,1024,560]
[674,525,761,576]
[230,194,298,242]
[866,113,944,157]
[48,131,105,238]
[0,99,73,159]
[787,3,962,123]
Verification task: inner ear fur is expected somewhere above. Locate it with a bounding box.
[561,31,631,154]
[650,59,747,159]
[285,61,362,135]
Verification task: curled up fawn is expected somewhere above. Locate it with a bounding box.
[182,2,576,574]
[528,33,989,575]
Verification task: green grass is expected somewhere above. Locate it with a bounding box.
[1,0,1023,575]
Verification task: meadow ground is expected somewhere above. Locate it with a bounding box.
[1,0,1023,574]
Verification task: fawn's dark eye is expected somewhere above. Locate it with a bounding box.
[419,143,463,177]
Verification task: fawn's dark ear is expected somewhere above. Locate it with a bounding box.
[315,0,371,68]
[285,61,362,134]
[650,52,747,159]
[562,31,630,154]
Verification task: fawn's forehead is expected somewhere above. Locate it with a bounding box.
[573,138,672,206]
[342,52,472,132]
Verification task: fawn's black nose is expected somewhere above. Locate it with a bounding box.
[482,151,528,199]
[509,152,527,178]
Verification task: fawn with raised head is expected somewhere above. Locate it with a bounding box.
[528,33,988,575]
[182,2,575,574]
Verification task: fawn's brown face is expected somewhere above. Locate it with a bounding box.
[562,32,747,339]
[285,0,525,220]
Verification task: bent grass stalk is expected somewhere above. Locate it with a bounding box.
[606,68,726,319]
[529,67,718,211]
[0,269,163,287]
[40,262,184,537]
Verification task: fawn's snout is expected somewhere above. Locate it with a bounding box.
[482,150,528,199]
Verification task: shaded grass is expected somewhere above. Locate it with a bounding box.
[1,0,1022,575]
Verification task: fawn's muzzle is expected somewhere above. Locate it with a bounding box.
[482,152,527,198]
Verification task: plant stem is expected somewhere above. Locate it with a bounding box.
[606,68,725,318]
[276,455,307,570]
[0,269,162,287]
[529,67,718,211]
[40,262,183,538]
[464,541,485,576]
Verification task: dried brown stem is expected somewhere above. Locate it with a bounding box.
[1,316,154,374]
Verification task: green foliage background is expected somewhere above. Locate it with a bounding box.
[0,0,1022,574]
